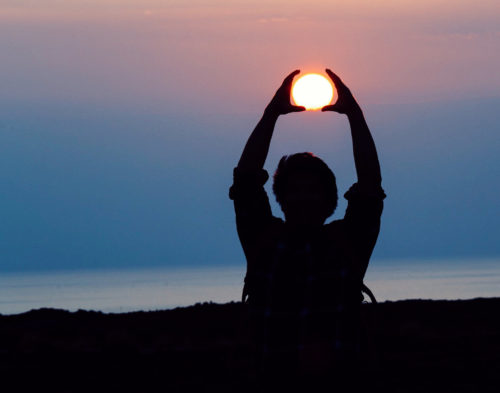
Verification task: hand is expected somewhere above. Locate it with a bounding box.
[321,69,361,116]
[266,70,306,116]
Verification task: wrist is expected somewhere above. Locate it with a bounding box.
[263,105,281,120]
[346,104,363,119]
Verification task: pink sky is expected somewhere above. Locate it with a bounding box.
[1,0,499,114]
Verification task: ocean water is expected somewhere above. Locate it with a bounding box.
[364,258,500,301]
[0,259,499,315]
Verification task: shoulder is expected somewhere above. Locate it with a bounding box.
[321,219,350,246]
[323,218,345,233]
[344,182,386,202]
[263,216,285,236]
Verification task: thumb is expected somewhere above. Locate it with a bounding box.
[290,105,306,112]
[321,104,339,112]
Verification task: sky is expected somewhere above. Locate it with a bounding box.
[0,0,499,272]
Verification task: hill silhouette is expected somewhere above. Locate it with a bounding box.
[1,298,499,392]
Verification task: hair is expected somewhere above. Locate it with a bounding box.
[272,152,338,218]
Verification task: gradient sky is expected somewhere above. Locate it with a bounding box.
[0,0,499,271]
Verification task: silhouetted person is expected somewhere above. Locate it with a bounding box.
[229,69,385,392]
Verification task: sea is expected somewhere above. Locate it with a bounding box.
[1,258,499,315]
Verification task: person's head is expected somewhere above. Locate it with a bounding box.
[272,152,337,228]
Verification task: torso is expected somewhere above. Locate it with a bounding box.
[245,219,363,377]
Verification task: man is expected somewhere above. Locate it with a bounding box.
[229,69,385,391]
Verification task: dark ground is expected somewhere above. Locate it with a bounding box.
[1,298,499,392]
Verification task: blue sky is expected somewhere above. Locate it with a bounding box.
[0,1,499,271]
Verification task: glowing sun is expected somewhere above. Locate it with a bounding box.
[292,73,335,110]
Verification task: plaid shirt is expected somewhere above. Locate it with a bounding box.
[229,167,385,383]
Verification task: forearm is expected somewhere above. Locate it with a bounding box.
[347,107,382,187]
[237,108,279,171]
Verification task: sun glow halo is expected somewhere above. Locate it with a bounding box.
[292,74,335,110]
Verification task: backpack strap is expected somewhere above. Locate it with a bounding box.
[242,276,250,303]
[361,282,377,304]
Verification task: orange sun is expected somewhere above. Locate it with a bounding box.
[292,73,335,110]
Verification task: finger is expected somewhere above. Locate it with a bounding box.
[282,69,301,86]
[325,69,344,88]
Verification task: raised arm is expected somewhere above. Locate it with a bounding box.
[322,69,382,188]
[237,70,305,171]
